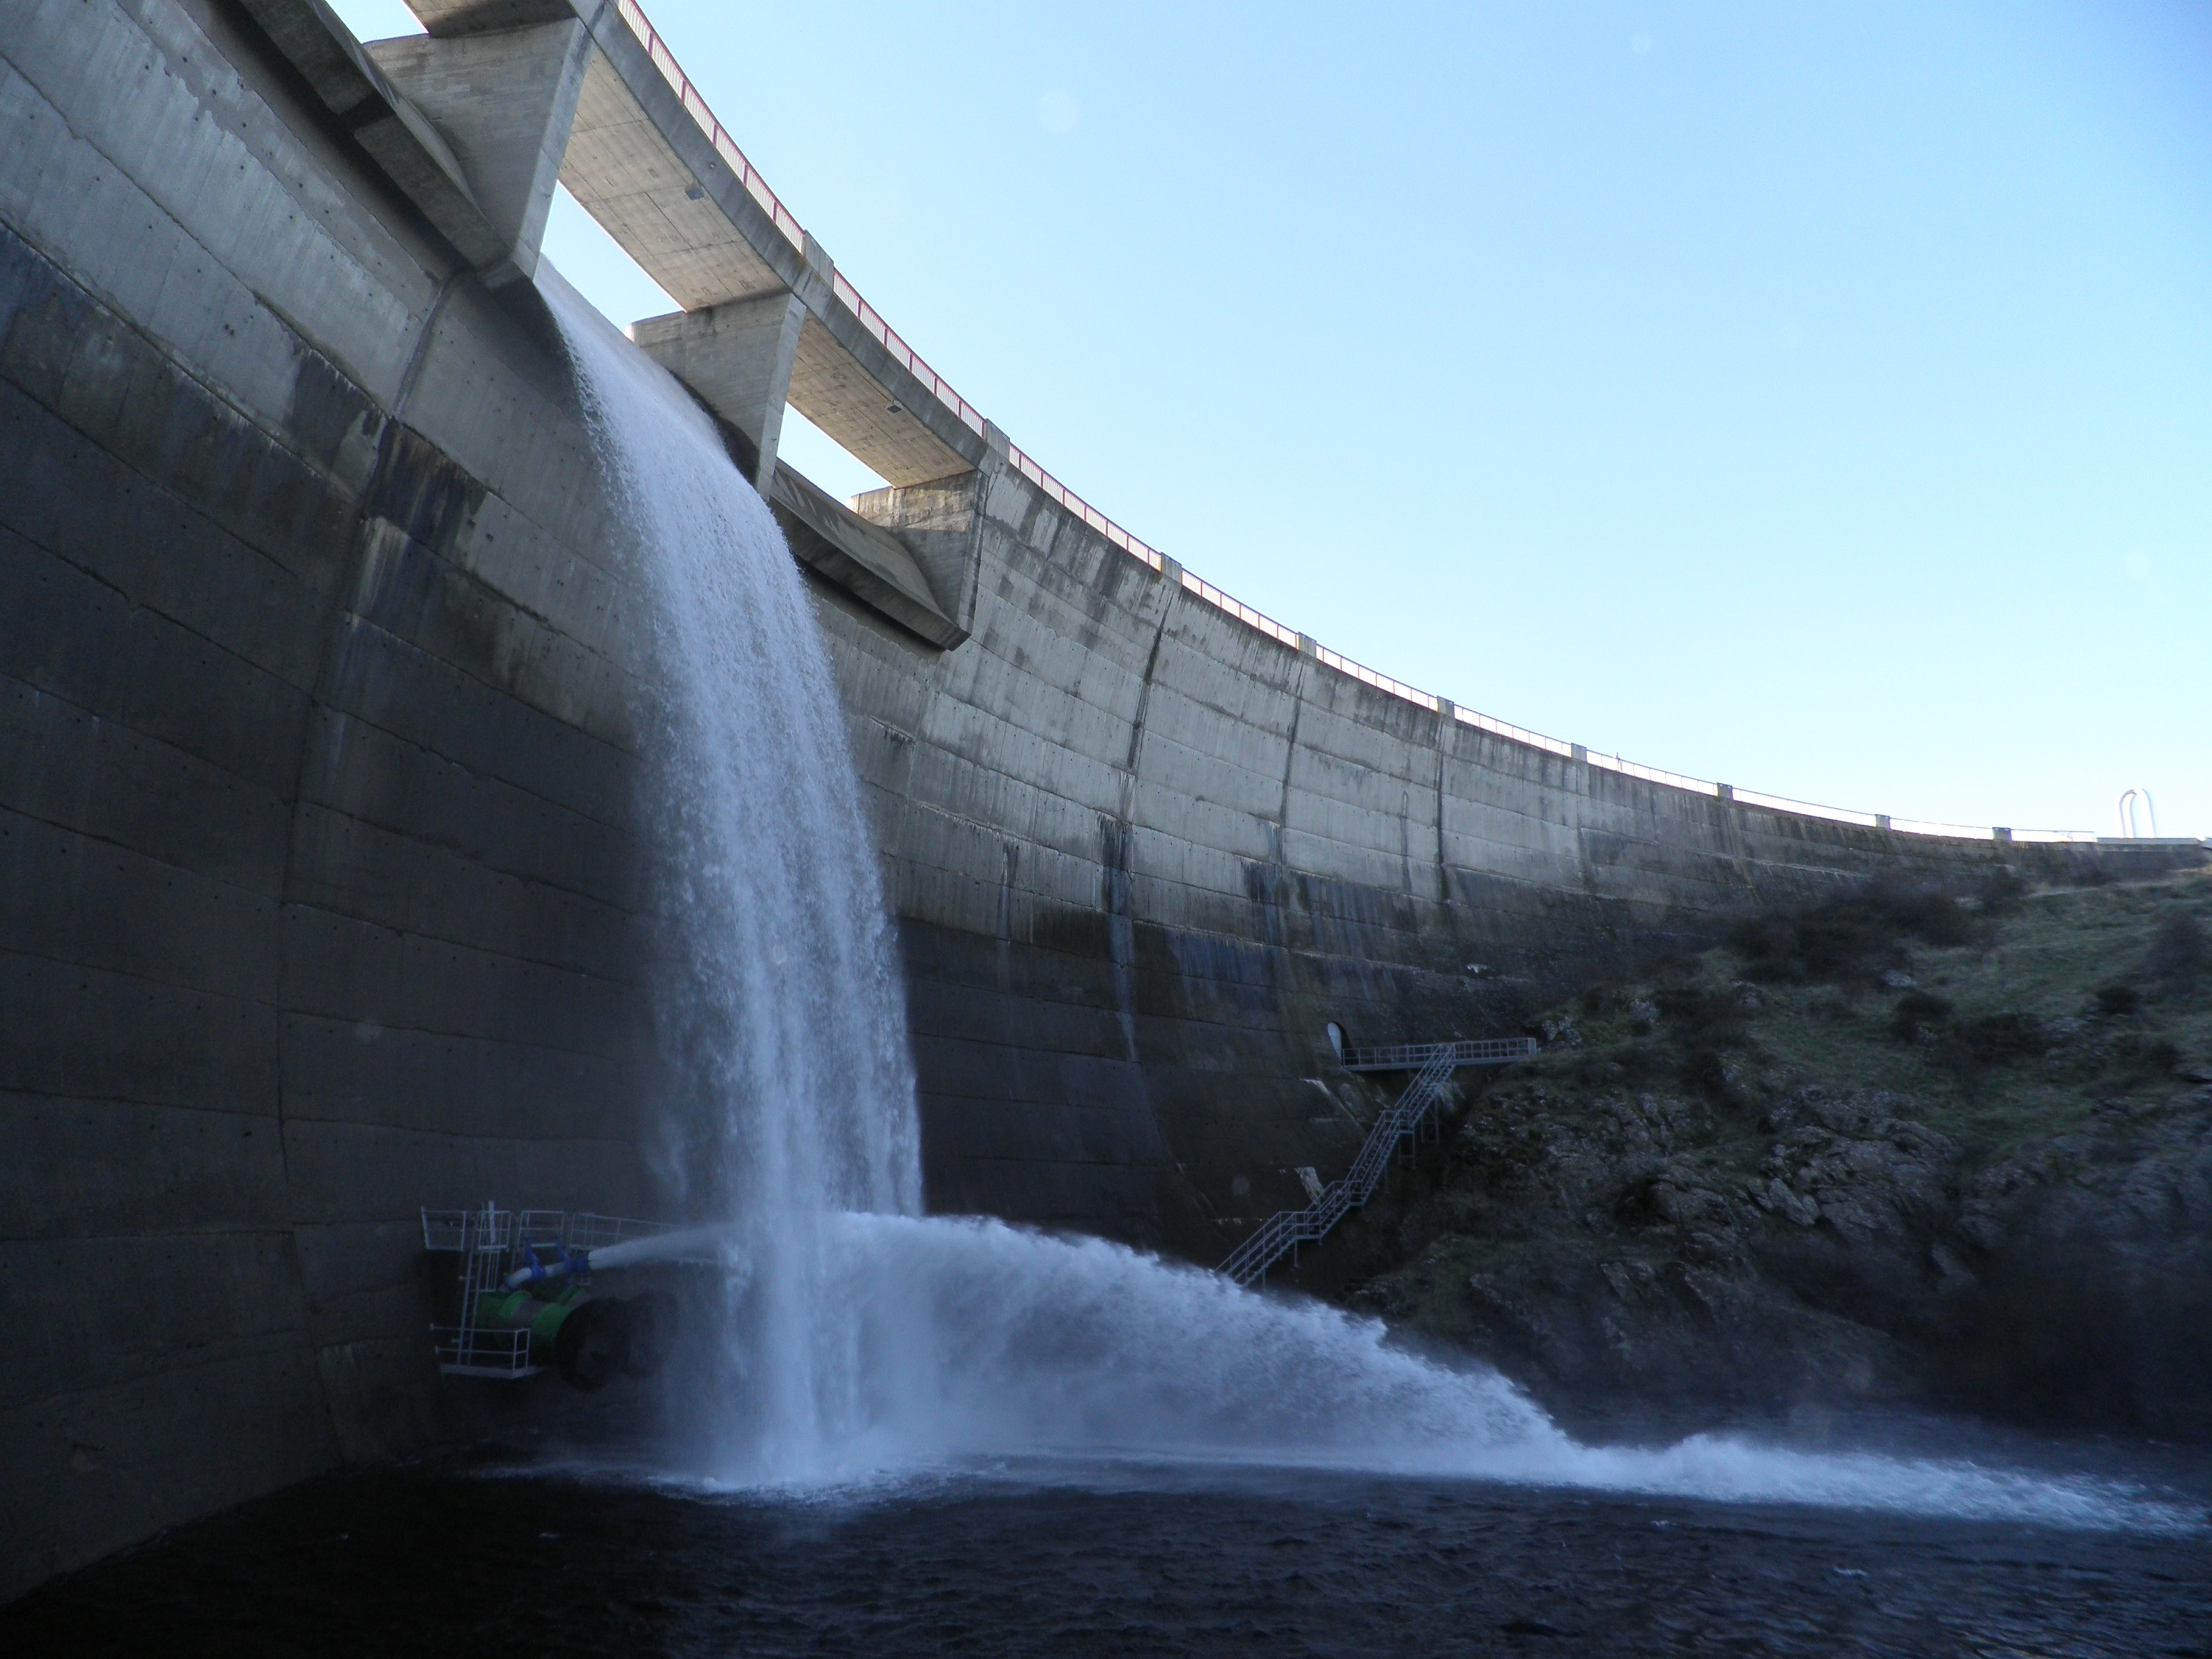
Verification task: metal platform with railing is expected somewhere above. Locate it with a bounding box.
[420,1204,707,1379]
[1340,1037,1538,1074]
[1217,1037,1538,1288]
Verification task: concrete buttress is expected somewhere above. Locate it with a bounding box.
[633,293,810,488]
[364,21,594,288]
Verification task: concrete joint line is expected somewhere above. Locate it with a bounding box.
[0,199,368,516]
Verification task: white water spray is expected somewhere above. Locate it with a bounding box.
[544,271,2193,1532]
[548,270,918,1475]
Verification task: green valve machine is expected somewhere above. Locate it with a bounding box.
[420,1205,728,1389]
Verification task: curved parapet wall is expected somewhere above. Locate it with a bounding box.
[0,0,2202,1603]
[536,0,2127,851]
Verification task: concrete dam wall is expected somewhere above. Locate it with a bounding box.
[0,0,673,1595]
[2,0,2200,1599]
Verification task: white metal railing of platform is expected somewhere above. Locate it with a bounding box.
[595,0,2179,852]
[1218,1039,1535,1287]
[1341,1037,1538,1074]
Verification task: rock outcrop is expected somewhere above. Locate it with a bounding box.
[1347,874,2212,1437]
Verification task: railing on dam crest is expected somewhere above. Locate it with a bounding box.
[605,0,2168,853]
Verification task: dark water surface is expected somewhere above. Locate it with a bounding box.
[8,1448,2210,1658]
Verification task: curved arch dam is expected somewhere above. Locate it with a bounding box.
[0,0,2200,1598]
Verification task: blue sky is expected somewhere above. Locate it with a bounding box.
[334,1,2209,837]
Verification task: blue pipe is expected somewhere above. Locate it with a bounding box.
[503,1247,590,1290]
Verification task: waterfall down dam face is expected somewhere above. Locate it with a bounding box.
[1,0,2203,1599]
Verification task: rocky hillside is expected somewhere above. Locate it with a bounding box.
[1343,869,2212,1438]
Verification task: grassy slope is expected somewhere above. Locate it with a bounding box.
[1508,867,2209,1162]
[1740,872,2211,1150]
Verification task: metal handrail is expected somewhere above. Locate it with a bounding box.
[1219,1041,1531,1286]
[1341,1037,1537,1073]
[420,1203,543,1377]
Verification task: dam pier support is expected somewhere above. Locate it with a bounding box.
[1,0,2201,1601]
[631,290,812,490]
[356,17,594,291]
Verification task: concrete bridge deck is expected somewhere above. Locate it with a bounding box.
[365,0,2146,851]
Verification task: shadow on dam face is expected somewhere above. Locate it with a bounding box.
[1,0,2206,1603]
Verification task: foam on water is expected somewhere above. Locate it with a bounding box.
[544,271,2196,1535]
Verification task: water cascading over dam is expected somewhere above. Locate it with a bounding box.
[550,269,922,1472]
[548,270,2188,1532]
[5,0,2206,1599]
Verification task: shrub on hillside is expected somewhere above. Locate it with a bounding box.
[1977,867,2030,914]
[1890,991,1955,1042]
[1727,880,1976,986]
[1947,1012,2050,1069]
[1676,1044,1748,1103]
[2147,911,2206,998]
[1884,994,2049,1091]
[1578,983,1624,1019]
[1651,984,1751,1049]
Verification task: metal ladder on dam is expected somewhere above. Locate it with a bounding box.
[1216,1037,1537,1288]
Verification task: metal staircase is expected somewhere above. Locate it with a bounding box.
[1216,1037,1537,1287]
